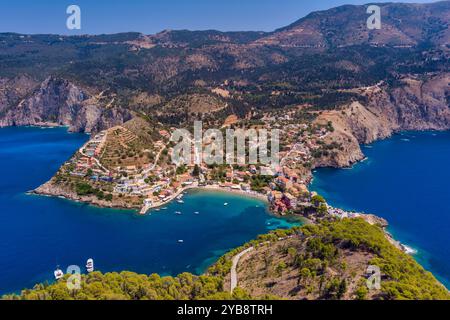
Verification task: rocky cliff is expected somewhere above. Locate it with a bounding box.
[315,73,450,167]
[0,77,133,133]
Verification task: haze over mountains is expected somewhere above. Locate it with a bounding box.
[0,1,448,133]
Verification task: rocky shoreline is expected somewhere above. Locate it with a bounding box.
[31,170,415,256]
[30,180,270,212]
[30,181,141,210]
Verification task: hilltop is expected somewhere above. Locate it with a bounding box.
[3,219,449,300]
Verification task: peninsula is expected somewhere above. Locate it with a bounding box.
[1,1,449,300]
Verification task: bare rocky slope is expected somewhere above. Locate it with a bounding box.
[314,72,450,168]
[0,77,132,133]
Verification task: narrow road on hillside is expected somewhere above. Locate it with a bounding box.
[230,247,254,293]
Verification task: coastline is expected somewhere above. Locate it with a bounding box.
[30,181,270,215]
[29,182,141,211]
[31,172,414,255]
[199,185,269,203]
[18,126,450,292]
[28,125,448,287]
[309,129,450,262]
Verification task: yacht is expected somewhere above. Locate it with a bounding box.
[54,267,64,280]
[86,258,94,273]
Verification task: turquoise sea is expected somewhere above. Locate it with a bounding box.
[0,127,299,295]
[311,131,450,289]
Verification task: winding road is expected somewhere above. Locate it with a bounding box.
[230,247,254,293]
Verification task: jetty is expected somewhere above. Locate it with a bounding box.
[140,203,152,215]
[138,183,198,215]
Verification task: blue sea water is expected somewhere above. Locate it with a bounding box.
[310,131,450,289]
[0,127,299,295]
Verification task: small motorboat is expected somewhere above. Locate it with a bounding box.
[86,258,94,273]
[54,267,64,280]
[177,200,184,204]
[175,211,182,215]
[178,240,184,243]
[194,211,200,215]
[224,203,228,206]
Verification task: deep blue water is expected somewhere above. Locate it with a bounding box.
[0,127,299,295]
[311,131,450,289]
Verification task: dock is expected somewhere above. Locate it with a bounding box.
[140,204,152,215]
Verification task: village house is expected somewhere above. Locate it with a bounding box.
[143,198,153,206]
[159,130,171,139]
[283,168,299,183]
[275,176,293,190]
[260,166,275,176]
[282,193,297,209]
[261,186,271,195]
[268,191,283,203]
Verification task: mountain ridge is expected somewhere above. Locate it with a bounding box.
[0,1,448,133]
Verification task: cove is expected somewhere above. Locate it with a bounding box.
[0,127,299,295]
[310,131,450,289]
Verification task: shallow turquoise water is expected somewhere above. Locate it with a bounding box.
[310,131,450,289]
[0,127,300,295]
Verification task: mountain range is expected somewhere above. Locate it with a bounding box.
[0,1,448,133]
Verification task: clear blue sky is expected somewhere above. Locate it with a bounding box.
[0,0,439,35]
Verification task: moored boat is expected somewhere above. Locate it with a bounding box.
[54,267,64,280]
[86,258,94,273]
